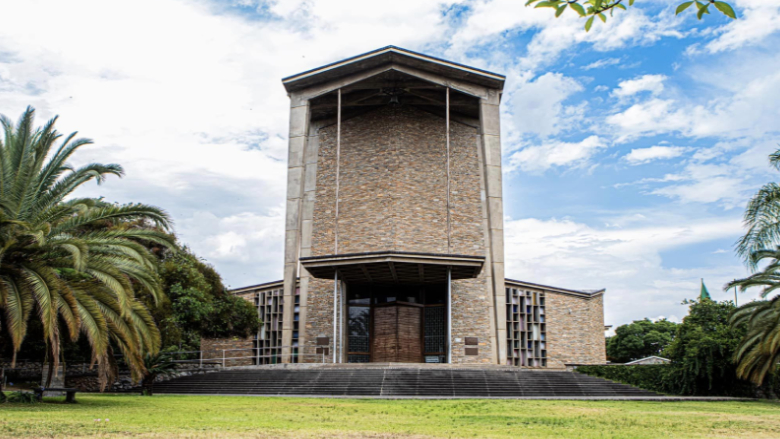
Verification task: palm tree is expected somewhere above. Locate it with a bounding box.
[729,297,780,398]
[728,248,780,397]
[736,149,780,268]
[0,107,176,391]
[140,352,177,396]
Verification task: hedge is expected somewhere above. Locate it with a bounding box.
[575,364,775,397]
[576,365,675,395]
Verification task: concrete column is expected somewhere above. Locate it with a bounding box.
[281,96,310,363]
[447,267,452,364]
[297,123,321,361]
[479,91,507,365]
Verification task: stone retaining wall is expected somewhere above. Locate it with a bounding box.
[200,336,255,367]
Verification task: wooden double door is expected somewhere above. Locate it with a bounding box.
[371,302,423,363]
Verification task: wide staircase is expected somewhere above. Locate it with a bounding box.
[153,367,661,398]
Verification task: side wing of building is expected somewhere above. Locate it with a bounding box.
[208,278,606,368]
[505,279,606,367]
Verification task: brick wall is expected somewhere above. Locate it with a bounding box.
[545,292,606,367]
[311,105,482,256]
[200,337,254,367]
[304,105,493,363]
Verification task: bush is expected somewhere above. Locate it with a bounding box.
[576,364,772,397]
[6,391,38,403]
[576,365,675,395]
[579,298,770,397]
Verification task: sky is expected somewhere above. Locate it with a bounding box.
[2,0,780,329]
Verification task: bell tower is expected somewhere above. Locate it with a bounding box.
[279,47,506,364]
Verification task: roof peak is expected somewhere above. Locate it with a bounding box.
[282,46,505,94]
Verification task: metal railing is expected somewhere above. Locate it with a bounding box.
[164,347,330,368]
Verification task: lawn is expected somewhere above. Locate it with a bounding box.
[2,394,779,438]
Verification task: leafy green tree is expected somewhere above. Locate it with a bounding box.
[664,298,752,396]
[151,249,259,352]
[606,318,677,363]
[526,0,736,32]
[0,107,176,393]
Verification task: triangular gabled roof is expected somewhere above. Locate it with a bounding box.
[282,46,505,94]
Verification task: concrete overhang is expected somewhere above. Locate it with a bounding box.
[505,278,605,299]
[300,251,485,284]
[282,46,505,94]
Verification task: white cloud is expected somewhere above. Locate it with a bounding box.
[508,135,606,173]
[624,145,686,164]
[178,210,285,288]
[652,175,748,207]
[644,162,754,208]
[607,66,780,142]
[612,74,667,98]
[509,72,583,137]
[606,98,689,140]
[0,0,455,287]
[704,0,780,53]
[504,214,752,327]
[450,0,685,70]
[582,57,622,70]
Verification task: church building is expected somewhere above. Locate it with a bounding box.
[205,47,606,368]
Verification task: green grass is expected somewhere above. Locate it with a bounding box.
[2,394,780,438]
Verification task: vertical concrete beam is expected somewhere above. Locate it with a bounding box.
[479,90,507,365]
[281,96,310,363]
[296,123,321,359]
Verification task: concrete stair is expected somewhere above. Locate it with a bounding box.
[152,367,660,398]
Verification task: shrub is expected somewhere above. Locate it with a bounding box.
[576,365,674,395]
[6,391,38,403]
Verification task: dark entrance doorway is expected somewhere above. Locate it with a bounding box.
[347,283,447,363]
[373,303,423,362]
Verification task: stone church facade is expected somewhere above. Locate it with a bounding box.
[206,47,605,368]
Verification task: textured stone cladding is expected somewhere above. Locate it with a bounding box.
[305,105,493,362]
[200,337,254,367]
[545,292,606,367]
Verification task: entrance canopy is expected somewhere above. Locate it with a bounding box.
[300,251,484,284]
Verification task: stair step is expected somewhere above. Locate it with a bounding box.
[151,368,659,398]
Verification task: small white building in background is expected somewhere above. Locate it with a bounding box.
[625,356,671,365]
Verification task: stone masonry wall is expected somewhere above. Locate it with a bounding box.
[311,105,482,256]
[304,105,492,362]
[545,292,606,367]
[200,337,254,367]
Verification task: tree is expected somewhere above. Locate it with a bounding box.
[526,0,736,32]
[140,352,176,396]
[0,107,176,395]
[727,248,780,397]
[729,297,780,398]
[606,318,677,363]
[736,149,780,268]
[664,298,752,396]
[151,249,259,352]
